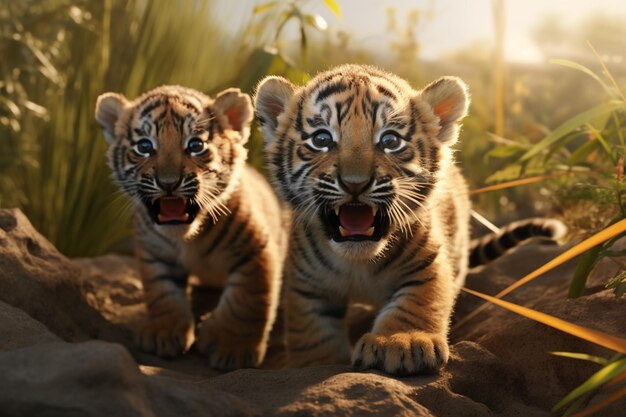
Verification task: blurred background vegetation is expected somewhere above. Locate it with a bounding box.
[1,0,625,259]
[3,2,624,412]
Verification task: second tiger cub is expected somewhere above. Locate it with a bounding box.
[96,85,287,370]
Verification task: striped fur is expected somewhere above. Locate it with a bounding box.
[256,65,565,376]
[255,65,471,375]
[469,218,567,270]
[96,86,287,370]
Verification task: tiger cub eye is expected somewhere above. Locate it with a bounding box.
[136,138,155,156]
[312,130,333,150]
[380,132,402,151]
[186,138,205,155]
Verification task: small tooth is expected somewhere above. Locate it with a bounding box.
[365,227,374,237]
[158,214,164,223]
[334,206,340,216]
[339,226,349,237]
[183,213,189,221]
[372,207,378,216]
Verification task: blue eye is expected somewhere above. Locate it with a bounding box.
[310,130,333,151]
[186,138,206,155]
[135,139,154,156]
[379,131,404,152]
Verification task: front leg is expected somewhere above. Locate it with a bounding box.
[136,247,195,358]
[285,265,350,368]
[352,256,455,376]
[196,248,281,370]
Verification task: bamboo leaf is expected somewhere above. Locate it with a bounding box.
[461,288,626,354]
[553,359,626,411]
[550,352,609,366]
[520,101,624,162]
[322,0,342,18]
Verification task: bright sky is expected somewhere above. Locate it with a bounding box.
[312,0,626,63]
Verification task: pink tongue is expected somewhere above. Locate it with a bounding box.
[339,205,374,234]
[159,197,187,221]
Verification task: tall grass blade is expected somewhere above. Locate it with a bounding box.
[569,385,626,417]
[461,288,626,354]
[587,41,626,104]
[520,101,624,162]
[469,172,567,195]
[606,369,626,387]
[549,59,616,99]
[569,244,604,298]
[453,218,626,330]
[553,358,626,411]
[550,352,609,366]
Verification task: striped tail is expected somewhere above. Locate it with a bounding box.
[469,218,567,270]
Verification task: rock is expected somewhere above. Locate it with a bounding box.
[0,301,60,351]
[0,340,257,417]
[1,208,625,417]
[0,209,125,344]
[454,243,626,415]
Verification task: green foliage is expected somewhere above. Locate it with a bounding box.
[605,270,626,298]
[551,353,626,416]
[0,0,273,256]
[0,0,344,256]
[484,55,626,298]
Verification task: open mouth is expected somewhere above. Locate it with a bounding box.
[321,203,389,242]
[144,196,200,225]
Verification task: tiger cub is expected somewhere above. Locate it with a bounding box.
[95,85,287,370]
[254,64,564,376]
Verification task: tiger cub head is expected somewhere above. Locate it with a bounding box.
[96,85,252,237]
[255,64,469,260]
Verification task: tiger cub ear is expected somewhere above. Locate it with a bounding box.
[254,76,296,144]
[95,92,128,144]
[420,76,470,144]
[211,88,253,143]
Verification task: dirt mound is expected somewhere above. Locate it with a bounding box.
[0,209,624,416]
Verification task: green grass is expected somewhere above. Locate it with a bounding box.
[0,0,268,256]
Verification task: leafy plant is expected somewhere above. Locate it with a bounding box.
[0,0,278,256]
[550,352,626,417]
[478,45,626,298]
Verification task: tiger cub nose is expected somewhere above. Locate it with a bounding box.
[339,177,371,196]
[156,176,182,192]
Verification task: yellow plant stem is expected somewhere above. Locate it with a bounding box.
[469,172,567,195]
[462,288,626,354]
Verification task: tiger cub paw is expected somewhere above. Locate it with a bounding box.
[352,331,449,376]
[196,315,266,371]
[137,312,195,358]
